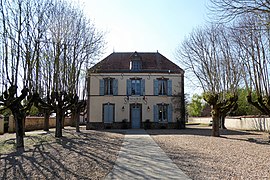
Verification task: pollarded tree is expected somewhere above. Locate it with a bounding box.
[231,14,270,115]
[63,5,104,132]
[177,24,241,136]
[231,88,261,116]
[33,0,105,137]
[0,0,51,148]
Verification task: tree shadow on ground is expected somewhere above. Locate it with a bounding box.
[147,125,269,145]
[0,129,124,180]
[147,125,256,136]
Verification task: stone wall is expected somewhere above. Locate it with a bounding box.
[189,116,270,132]
[7,116,72,133]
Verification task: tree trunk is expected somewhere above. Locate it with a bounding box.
[211,108,220,137]
[23,117,25,135]
[43,111,50,131]
[71,111,76,127]
[14,113,25,149]
[219,115,227,129]
[76,110,80,132]
[62,115,65,129]
[55,107,63,138]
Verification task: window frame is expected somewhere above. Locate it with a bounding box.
[158,79,168,95]
[100,78,118,96]
[131,79,141,95]
[157,104,168,122]
[104,78,114,95]
[154,78,172,96]
[131,60,142,71]
[154,103,173,122]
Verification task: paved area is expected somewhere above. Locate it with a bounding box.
[105,129,190,180]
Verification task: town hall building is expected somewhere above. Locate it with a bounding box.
[86,51,185,129]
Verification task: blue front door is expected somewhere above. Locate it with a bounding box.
[103,104,114,123]
[131,105,141,128]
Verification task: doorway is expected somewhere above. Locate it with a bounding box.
[130,104,142,129]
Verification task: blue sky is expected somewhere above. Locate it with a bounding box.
[80,0,210,95]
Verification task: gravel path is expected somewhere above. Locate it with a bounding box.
[0,127,124,180]
[148,126,270,180]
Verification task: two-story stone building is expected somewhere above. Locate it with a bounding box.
[86,51,185,129]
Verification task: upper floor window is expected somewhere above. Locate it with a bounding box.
[154,79,172,96]
[158,79,167,95]
[127,79,145,96]
[100,78,118,95]
[131,79,141,95]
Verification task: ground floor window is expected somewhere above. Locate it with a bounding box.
[103,103,115,123]
[158,104,168,122]
[154,103,172,122]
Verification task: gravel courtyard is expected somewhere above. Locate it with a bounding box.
[1,126,269,180]
[148,125,270,180]
[0,127,124,180]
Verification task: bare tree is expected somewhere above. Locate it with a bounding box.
[33,0,105,137]
[177,24,241,136]
[209,0,270,23]
[0,0,50,148]
[231,14,270,115]
[210,0,270,117]
[0,0,104,148]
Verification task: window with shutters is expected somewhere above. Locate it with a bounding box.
[158,79,167,95]
[131,79,141,95]
[127,78,145,96]
[104,78,113,95]
[154,79,172,96]
[158,104,168,122]
[153,104,173,122]
[100,78,118,95]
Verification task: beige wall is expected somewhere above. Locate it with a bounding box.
[88,72,183,123]
[189,117,270,131]
[7,116,72,133]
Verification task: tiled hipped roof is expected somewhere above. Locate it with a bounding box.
[90,52,184,74]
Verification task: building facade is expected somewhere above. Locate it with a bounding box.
[86,51,185,129]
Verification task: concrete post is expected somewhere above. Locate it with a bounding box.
[0,115,4,135]
[8,115,15,133]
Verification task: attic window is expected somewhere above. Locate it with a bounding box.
[129,51,142,71]
[131,60,142,71]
